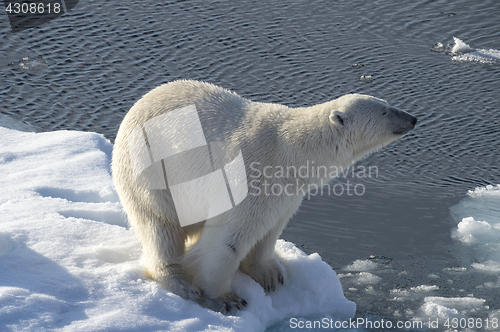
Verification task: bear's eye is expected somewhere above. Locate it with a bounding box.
[382,111,387,115]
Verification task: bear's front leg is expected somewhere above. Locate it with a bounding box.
[240,221,287,293]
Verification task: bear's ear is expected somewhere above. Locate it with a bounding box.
[330,110,346,126]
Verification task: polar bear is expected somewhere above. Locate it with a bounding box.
[111,80,416,314]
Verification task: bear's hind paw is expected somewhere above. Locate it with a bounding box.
[160,274,201,301]
[200,292,247,315]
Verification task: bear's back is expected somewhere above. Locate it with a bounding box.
[121,81,249,142]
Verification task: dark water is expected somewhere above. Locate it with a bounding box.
[2,0,500,329]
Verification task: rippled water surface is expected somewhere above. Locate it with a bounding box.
[1,0,500,329]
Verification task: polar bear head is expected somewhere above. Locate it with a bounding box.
[329,94,417,161]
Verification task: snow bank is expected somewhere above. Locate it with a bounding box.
[0,124,355,332]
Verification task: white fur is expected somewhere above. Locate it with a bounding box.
[111,80,416,314]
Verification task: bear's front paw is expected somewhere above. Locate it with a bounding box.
[243,256,287,293]
[200,292,247,315]
[160,274,201,301]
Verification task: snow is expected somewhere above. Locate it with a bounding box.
[0,122,355,332]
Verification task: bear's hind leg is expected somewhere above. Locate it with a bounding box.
[183,224,249,314]
[132,212,201,301]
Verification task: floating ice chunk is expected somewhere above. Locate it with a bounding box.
[390,285,439,301]
[484,277,500,288]
[364,285,378,295]
[344,255,393,272]
[434,38,500,64]
[356,75,373,83]
[452,49,500,64]
[431,42,445,53]
[417,296,486,324]
[489,309,500,323]
[8,55,48,71]
[420,302,461,320]
[344,259,379,271]
[450,37,500,64]
[412,185,500,328]
[424,296,486,310]
[338,272,382,285]
[450,184,500,273]
[468,184,500,198]
[444,266,467,272]
[453,217,494,244]
[451,37,474,54]
[357,272,382,285]
[411,285,439,292]
[472,260,500,273]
